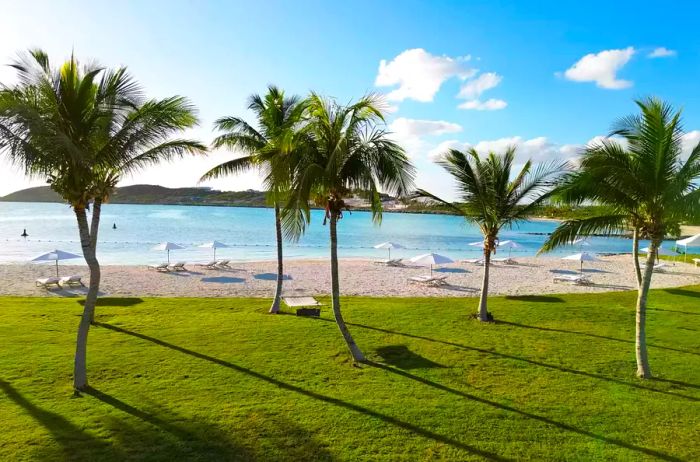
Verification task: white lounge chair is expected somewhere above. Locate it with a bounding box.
[641,262,669,273]
[196,261,219,269]
[462,258,485,265]
[693,258,700,268]
[36,277,61,288]
[215,259,231,268]
[553,274,592,285]
[374,258,403,267]
[492,257,517,265]
[148,263,170,272]
[408,275,448,286]
[59,275,84,287]
[168,261,187,271]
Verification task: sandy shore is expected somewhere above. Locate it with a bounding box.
[1,255,698,298]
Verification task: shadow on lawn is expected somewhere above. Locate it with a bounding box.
[375,345,445,369]
[78,297,144,307]
[504,295,564,303]
[662,287,700,299]
[95,322,510,461]
[320,319,699,400]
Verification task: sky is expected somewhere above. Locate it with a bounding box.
[1,0,699,200]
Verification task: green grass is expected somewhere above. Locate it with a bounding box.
[1,289,699,461]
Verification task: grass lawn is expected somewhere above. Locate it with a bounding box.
[0,288,699,461]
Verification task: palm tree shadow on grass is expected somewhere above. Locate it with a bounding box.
[78,297,145,307]
[98,322,688,460]
[374,345,445,369]
[315,318,699,397]
[662,288,700,299]
[504,295,564,303]
[94,322,509,461]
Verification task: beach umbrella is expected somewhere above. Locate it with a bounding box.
[468,240,485,248]
[572,237,591,250]
[562,252,600,273]
[31,249,81,277]
[641,246,678,263]
[373,241,405,260]
[152,242,184,263]
[198,240,230,260]
[497,240,521,258]
[676,233,700,261]
[410,253,454,276]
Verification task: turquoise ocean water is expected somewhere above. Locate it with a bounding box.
[0,202,674,265]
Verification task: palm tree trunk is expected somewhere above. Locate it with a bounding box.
[329,210,365,363]
[73,206,100,391]
[632,227,642,288]
[269,203,284,314]
[87,199,103,323]
[635,239,657,379]
[477,248,491,322]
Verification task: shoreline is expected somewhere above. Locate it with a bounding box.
[3,255,697,298]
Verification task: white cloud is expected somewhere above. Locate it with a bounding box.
[388,118,462,159]
[428,136,578,163]
[458,98,507,110]
[562,47,635,89]
[375,48,476,102]
[648,47,677,58]
[457,72,506,110]
[681,130,700,159]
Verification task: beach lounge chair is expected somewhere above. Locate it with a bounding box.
[196,261,219,269]
[553,274,592,285]
[408,275,448,286]
[693,258,700,268]
[168,261,187,271]
[35,277,61,288]
[641,262,669,273]
[374,258,403,267]
[492,257,517,265]
[215,259,231,268]
[462,258,485,265]
[59,275,84,287]
[148,262,170,272]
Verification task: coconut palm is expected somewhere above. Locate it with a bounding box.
[540,98,700,378]
[0,50,206,391]
[200,86,307,313]
[285,93,414,362]
[416,147,566,322]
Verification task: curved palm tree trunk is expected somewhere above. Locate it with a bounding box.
[73,205,101,391]
[635,240,657,379]
[632,228,642,288]
[269,203,284,314]
[87,199,103,323]
[477,248,492,322]
[329,211,366,362]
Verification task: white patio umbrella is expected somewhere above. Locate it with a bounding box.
[676,233,700,261]
[468,240,485,248]
[31,249,82,277]
[198,241,230,260]
[562,252,600,273]
[373,241,405,260]
[572,237,592,250]
[497,240,521,258]
[409,253,454,276]
[641,246,678,263]
[152,242,184,263]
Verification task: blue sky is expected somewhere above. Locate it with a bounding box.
[1,0,698,199]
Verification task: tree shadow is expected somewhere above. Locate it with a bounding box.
[648,307,700,316]
[78,297,144,307]
[95,322,509,461]
[504,295,564,303]
[314,318,699,400]
[364,362,684,462]
[550,269,578,275]
[254,273,293,281]
[201,277,246,284]
[374,345,445,369]
[663,288,700,299]
[434,267,468,273]
[498,320,698,357]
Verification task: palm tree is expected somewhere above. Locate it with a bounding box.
[0,50,206,391]
[417,147,566,322]
[285,93,414,362]
[200,86,307,313]
[540,98,700,378]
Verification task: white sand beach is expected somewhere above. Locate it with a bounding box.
[2,255,698,298]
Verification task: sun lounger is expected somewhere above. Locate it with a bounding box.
[693,258,700,268]
[215,260,231,268]
[553,274,592,285]
[373,258,403,267]
[168,261,187,271]
[196,261,219,269]
[462,258,485,265]
[35,277,61,288]
[641,262,669,273]
[148,263,170,272]
[59,275,84,287]
[492,257,517,265]
[408,275,448,286]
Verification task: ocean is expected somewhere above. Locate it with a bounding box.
[0,201,671,265]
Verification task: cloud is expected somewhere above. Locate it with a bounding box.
[681,130,700,159]
[458,98,507,110]
[375,48,476,102]
[562,47,635,89]
[648,47,677,58]
[457,72,506,110]
[388,117,462,158]
[427,136,578,163]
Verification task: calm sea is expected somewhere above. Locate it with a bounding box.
[0,201,665,265]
